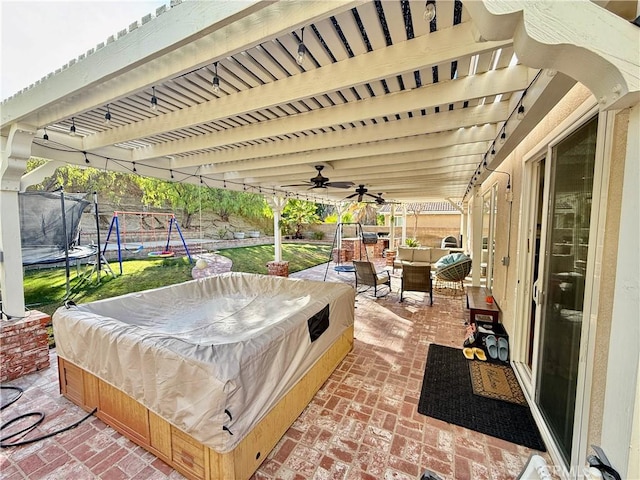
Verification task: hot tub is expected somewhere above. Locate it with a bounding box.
[53,272,354,479]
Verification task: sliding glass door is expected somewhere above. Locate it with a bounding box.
[535,117,598,464]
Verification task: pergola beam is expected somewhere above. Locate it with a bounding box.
[134,66,532,161]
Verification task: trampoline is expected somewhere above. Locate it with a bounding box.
[19,191,93,266]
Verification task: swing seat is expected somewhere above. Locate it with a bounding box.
[148,250,175,258]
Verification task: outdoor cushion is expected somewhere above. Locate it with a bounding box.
[435,252,467,270]
[412,248,431,263]
[397,247,414,262]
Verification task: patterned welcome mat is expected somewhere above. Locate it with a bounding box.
[417,344,546,451]
[469,361,527,406]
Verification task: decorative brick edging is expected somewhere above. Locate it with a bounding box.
[1,310,50,382]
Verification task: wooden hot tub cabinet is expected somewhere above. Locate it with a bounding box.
[58,325,354,480]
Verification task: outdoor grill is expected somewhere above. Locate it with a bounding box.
[361,232,379,245]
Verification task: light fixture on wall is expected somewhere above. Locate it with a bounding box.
[212,62,220,93]
[104,104,112,125]
[150,86,158,111]
[69,117,77,136]
[296,27,307,66]
[423,1,436,22]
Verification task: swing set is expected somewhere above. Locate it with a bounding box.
[103,211,193,274]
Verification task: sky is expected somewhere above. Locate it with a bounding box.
[1,0,166,100]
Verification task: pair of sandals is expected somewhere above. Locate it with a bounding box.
[463,346,486,361]
[485,334,509,361]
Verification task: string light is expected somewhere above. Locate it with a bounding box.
[212,62,220,93]
[517,104,525,120]
[150,86,158,110]
[423,1,436,22]
[170,169,174,179]
[499,130,506,144]
[104,104,112,125]
[132,162,137,173]
[70,117,77,136]
[43,128,49,142]
[296,27,307,66]
[84,152,90,164]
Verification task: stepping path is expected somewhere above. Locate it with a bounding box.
[191,253,232,278]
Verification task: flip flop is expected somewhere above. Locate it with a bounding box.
[473,348,487,361]
[498,337,509,362]
[485,335,498,359]
[463,347,474,360]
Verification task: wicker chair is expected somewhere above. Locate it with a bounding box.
[400,264,433,305]
[353,261,391,297]
[434,257,472,295]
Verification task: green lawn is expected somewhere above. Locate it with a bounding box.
[24,243,331,318]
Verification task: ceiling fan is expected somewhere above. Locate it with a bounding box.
[344,184,378,202]
[281,165,354,189]
[365,193,400,205]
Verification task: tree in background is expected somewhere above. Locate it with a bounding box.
[281,199,320,239]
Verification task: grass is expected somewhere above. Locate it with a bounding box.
[24,243,331,318]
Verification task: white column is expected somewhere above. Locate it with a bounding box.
[268,195,286,262]
[471,187,483,286]
[401,205,407,245]
[601,104,640,478]
[461,201,469,252]
[389,203,396,250]
[0,125,35,318]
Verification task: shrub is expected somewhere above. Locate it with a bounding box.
[405,238,420,247]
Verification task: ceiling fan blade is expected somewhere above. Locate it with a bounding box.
[281,182,312,187]
[344,192,358,199]
[325,181,355,189]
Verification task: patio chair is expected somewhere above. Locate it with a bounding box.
[353,261,391,297]
[434,256,472,295]
[400,264,433,305]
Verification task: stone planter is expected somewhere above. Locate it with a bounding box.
[247,231,260,238]
[233,232,245,239]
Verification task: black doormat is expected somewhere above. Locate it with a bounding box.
[418,344,546,451]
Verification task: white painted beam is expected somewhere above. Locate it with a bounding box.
[82,22,512,150]
[182,104,507,171]
[135,67,533,161]
[465,0,640,110]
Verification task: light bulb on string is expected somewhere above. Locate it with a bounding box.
[212,62,220,93]
[296,27,306,66]
[499,130,506,144]
[43,128,49,142]
[104,104,112,125]
[150,86,158,110]
[84,152,90,164]
[423,1,436,22]
[70,117,77,136]
[517,104,525,120]
[132,162,137,173]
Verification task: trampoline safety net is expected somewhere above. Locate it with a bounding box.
[19,191,94,265]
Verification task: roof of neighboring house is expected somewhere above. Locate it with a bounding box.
[378,202,461,214]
